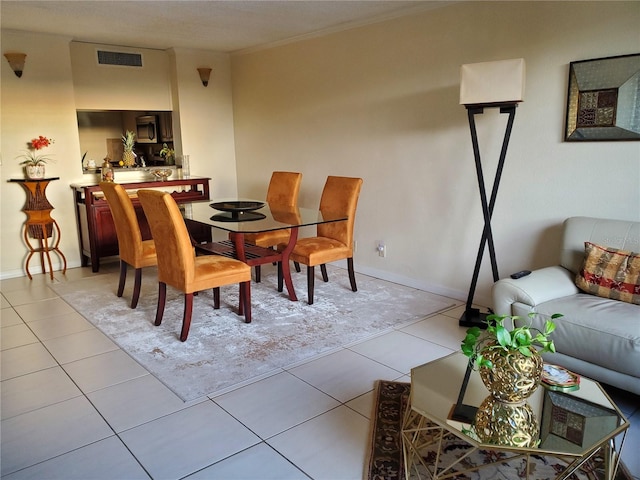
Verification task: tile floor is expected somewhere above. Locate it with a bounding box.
[1,267,638,479]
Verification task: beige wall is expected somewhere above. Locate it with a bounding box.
[2,3,639,307]
[230,1,640,306]
[1,31,83,278]
[0,32,237,277]
[71,42,172,110]
[169,48,239,198]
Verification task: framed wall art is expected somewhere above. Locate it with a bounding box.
[565,53,640,141]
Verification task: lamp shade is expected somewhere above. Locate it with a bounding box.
[460,58,525,105]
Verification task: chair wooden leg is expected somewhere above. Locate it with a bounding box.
[277,261,283,292]
[117,261,127,297]
[213,287,220,309]
[294,261,301,272]
[347,257,357,292]
[255,265,261,283]
[307,265,315,305]
[241,281,252,323]
[320,264,328,282]
[155,282,167,326]
[131,267,142,308]
[180,293,194,342]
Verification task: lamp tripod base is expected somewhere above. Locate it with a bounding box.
[450,403,478,424]
[459,307,490,329]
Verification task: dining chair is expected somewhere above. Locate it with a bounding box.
[244,171,302,282]
[99,182,157,309]
[138,189,252,342]
[280,175,363,305]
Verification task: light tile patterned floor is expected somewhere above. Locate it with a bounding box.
[1,267,638,479]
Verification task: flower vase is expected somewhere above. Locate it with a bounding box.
[25,164,45,179]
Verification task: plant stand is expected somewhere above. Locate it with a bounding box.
[9,177,67,280]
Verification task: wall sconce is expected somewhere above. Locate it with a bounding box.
[4,52,27,78]
[197,67,212,87]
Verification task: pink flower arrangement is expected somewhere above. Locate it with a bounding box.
[18,135,55,165]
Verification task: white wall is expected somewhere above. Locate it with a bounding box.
[230,1,640,306]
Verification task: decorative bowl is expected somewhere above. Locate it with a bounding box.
[151,169,172,181]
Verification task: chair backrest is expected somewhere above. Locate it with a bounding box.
[317,176,363,249]
[100,182,144,264]
[266,171,302,207]
[137,189,194,289]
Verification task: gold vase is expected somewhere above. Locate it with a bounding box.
[474,395,539,448]
[479,345,543,403]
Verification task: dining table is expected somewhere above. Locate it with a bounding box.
[183,199,348,302]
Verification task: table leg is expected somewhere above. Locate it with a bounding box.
[23,221,67,280]
[279,227,298,301]
[40,234,55,281]
[51,220,67,275]
[23,225,34,280]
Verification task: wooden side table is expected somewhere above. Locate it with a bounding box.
[9,177,67,280]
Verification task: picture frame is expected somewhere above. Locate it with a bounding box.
[565,53,640,141]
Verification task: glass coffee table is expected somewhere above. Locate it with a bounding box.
[402,352,629,480]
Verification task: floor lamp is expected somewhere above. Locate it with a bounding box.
[458,58,526,330]
[452,58,526,424]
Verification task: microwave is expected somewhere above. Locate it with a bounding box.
[136,115,158,143]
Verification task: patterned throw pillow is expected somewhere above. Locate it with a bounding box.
[575,242,640,305]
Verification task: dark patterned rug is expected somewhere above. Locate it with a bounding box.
[365,380,632,480]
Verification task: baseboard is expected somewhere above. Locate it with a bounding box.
[339,261,488,306]
[0,259,84,281]
[1,257,491,309]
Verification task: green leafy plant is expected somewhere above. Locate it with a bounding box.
[159,143,175,165]
[461,313,561,369]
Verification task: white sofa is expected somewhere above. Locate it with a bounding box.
[492,216,640,395]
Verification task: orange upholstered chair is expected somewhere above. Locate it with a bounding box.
[244,171,302,282]
[282,176,363,305]
[138,189,252,342]
[100,182,157,309]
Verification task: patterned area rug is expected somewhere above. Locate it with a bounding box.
[366,380,632,480]
[50,265,454,401]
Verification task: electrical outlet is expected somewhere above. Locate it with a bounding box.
[376,241,386,258]
[353,240,358,252]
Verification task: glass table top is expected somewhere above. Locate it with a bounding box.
[185,199,347,234]
[410,352,629,456]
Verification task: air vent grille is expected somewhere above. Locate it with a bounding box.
[97,50,143,67]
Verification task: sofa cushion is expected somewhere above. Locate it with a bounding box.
[530,294,640,379]
[576,242,640,305]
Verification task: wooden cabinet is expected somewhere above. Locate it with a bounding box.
[73,177,212,272]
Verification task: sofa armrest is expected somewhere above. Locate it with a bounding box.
[492,266,579,315]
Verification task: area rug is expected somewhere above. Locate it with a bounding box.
[365,380,632,480]
[50,265,454,401]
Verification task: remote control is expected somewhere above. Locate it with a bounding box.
[510,270,531,279]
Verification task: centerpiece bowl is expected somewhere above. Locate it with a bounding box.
[151,169,173,181]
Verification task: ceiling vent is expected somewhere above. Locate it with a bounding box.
[97,50,143,67]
